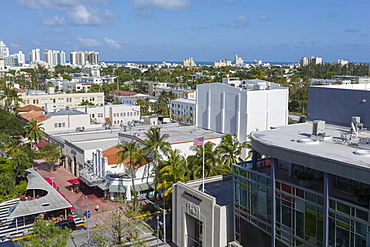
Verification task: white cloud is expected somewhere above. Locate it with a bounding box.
[17,0,115,26]
[104,37,121,49]
[234,16,249,28]
[68,5,113,26]
[259,15,271,21]
[132,0,190,16]
[46,28,67,34]
[31,40,41,46]
[41,15,67,26]
[10,43,20,48]
[77,37,101,47]
[16,0,79,11]
[132,0,190,10]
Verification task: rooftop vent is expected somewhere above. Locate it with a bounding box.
[312,120,325,136]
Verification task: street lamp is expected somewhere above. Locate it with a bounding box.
[83,196,90,243]
[156,215,159,247]
[144,197,166,243]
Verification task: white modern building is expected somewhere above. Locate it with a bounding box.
[29,49,41,64]
[170,98,196,125]
[44,49,66,67]
[0,39,9,58]
[172,174,234,247]
[196,80,289,143]
[82,104,141,127]
[182,58,197,67]
[70,51,99,66]
[300,56,323,67]
[82,145,154,201]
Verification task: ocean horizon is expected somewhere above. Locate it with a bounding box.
[101,61,297,65]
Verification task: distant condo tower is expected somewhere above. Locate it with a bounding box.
[29,49,41,64]
[44,49,66,67]
[182,57,197,67]
[300,56,323,67]
[70,51,99,66]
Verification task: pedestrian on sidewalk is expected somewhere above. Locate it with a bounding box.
[95,204,99,212]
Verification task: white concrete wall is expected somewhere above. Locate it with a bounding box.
[196,83,288,143]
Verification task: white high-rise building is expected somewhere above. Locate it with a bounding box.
[44,49,66,67]
[29,49,41,64]
[70,51,99,66]
[300,56,323,67]
[233,54,244,66]
[0,39,9,58]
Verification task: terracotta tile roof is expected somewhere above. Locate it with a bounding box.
[113,90,138,96]
[11,88,26,93]
[17,104,43,112]
[20,110,50,123]
[102,145,152,169]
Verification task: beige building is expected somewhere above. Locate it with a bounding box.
[19,88,104,109]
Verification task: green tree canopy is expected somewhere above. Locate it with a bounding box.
[19,216,71,247]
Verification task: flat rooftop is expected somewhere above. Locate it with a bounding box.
[46,109,87,116]
[251,122,370,183]
[119,125,225,144]
[315,83,370,90]
[185,174,233,206]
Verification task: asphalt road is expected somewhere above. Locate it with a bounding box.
[67,219,170,247]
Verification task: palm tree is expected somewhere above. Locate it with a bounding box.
[115,140,146,209]
[24,119,45,149]
[216,134,248,166]
[187,141,231,180]
[142,127,170,198]
[0,87,24,112]
[157,148,189,200]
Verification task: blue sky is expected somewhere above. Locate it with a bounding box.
[1,0,369,62]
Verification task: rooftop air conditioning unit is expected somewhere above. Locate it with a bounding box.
[312,120,325,136]
[228,241,243,247]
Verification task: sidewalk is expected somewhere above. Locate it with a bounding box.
[33,160,122,224]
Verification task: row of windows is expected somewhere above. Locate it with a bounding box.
[112,112,138,117]
[54,122,66,128]
[25,96,103,105]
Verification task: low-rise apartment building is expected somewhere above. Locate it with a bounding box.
[18,88,104,108]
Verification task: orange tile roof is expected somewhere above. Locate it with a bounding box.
[102,145,152,169]
[20,110,50,123]
[17,104,43,112]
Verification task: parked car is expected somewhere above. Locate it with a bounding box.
[55,219,76,231]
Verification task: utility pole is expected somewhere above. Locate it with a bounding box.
[83,196,90,243]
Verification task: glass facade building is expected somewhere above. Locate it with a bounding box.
[233,123,370,247]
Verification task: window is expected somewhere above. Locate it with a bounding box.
[91,114,95,118]
[123,113,126,116]
[98,113,103,117]
[54,123,58,128]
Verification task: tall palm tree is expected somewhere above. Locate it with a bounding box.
[115,140,146,209]
[24,119,44,149]
[142,127,170,198]
[188,141,231,180]
[216,134,248,166]
[157,148,189,200]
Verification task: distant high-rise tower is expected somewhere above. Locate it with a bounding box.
[233,54,244,66]
[44,49,66,66]
[70,51,99,66]
[0,39,9,58]
[182,57,196,67]
[29,49,41,63]
[300,56,322,67]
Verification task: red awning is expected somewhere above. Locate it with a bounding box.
[67,178,81,184]
[44,177,57,187]
[36,140,48,148]
[57,190,75,210]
